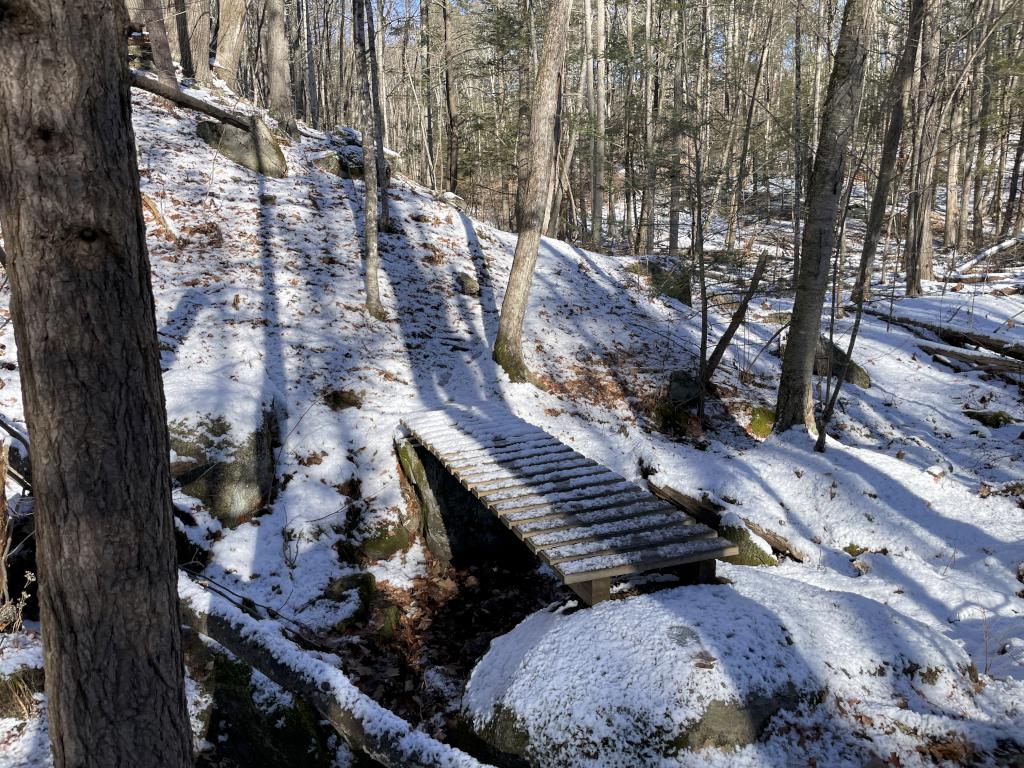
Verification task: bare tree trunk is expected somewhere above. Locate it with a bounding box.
[1002,127,1024,235]
[775,0,874,432]
[303,0,320,125]
[0,1,193,764]
[442,0,459,192]
[668,5,692,306]
[493,0,573,381]
[364,0,389,230]
[187,0,212,83]
[972,0,997,245]
[421,0,437,188]
[592,0,607,246]
[143,0,177,81]
[354,0,386,319]
[214,0,249,91]
[792,0,804,285]
[944,91,963,247]
[857,0,925,300]
[262,0,295,131]
[906,0,941,296]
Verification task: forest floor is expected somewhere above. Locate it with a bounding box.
[0,85,1022,768]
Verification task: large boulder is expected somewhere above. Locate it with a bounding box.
[814,335,871,388]
[165,372,281,527]
[313,127,391,180]
[196,118,287,178]
[313,144,367,179]
[464,569,983,766]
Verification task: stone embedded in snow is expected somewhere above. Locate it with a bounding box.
[314,144,369,179]
[196,118,287,178]
[464,569,983,767]
[814,336,871,389]
[455,271,481,297]
[165,371,282,526]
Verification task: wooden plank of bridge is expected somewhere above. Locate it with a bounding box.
[400,407,738,605]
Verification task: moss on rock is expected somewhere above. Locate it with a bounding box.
[748,406,775,439]
[720,518,778,567]
[357,521,412,561]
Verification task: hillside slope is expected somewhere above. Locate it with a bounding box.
[1,84,1022,767]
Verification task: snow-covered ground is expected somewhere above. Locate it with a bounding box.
[1,83,1022,767]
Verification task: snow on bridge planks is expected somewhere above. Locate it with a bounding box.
[400,407,738,605]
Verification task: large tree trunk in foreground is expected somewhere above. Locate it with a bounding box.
[775,0,873,432]
[493,0,573,381]
[0,2,193,766]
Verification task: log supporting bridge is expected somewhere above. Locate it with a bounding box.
[400,407,737,605]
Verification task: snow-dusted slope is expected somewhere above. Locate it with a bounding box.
[1,83,1022,766]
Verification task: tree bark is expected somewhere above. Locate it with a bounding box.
[442,0,459,192]
[856,0,925,301]
[142,0,176,81]
[1002,128,1024,236]
[775,0,873,432]
[214,0,249,91]
[591,0,606,246]
[354,0,386,319]
[905,0,941,296]
[0,1,193,765]
[364,0,390,230]
[493,0,573,381]
[186,0,212,83]
[262,0,295,131]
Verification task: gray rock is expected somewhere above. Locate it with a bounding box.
[434,190,468,211]
[169,409,279,526]
[456,271,481,297]
[196,118,287,178]
[314,144,367,179]
[814,336,871,389]
[676,685,804,750]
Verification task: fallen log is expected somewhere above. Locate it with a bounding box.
[130,71,253,132]
[863,306,1024,363]
[917,342,1024,383]
[647,479,808,563]
[950,231,1024,275]
[178,574,487,768]
[947,272,1015,284]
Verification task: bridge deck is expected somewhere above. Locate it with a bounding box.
[400,407,738,605]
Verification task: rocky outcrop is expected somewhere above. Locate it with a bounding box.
[197,118,287,178]
[169,410,278,526]
[814,336,871,389]
[164,372,282,527]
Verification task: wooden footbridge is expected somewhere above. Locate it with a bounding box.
[400,407,737,605]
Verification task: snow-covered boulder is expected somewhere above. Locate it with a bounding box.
[166,372,282,526]
[464,569,983,767]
